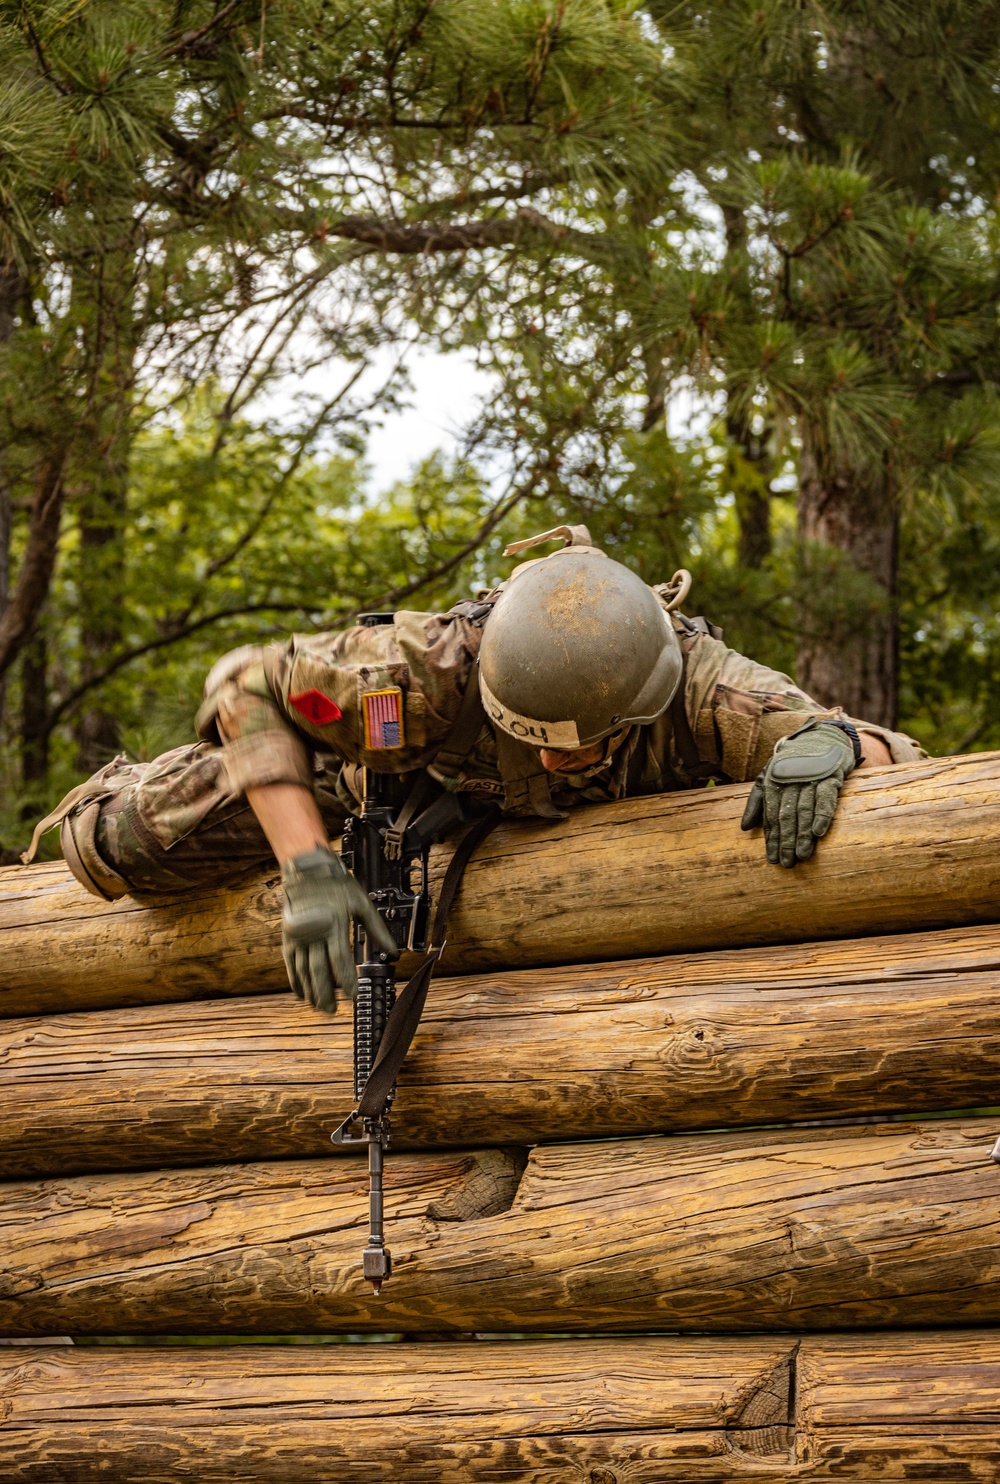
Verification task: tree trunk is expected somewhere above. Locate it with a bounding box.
[0,456,66,684]
[1,1119,997,1337]
[19,626,49,821]
[5,1332,1000,1483]
[728,411,773,568]
[796,425,898,725]
[3,921,1000,1179]
[0,262,67,707]
[2,753,1000,1017]
[722,203,773,569]
[73,440,128,772]
[70,247,135,773]
[0,452,9,728]
[0,262,23,724]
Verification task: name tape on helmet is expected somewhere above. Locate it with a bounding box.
[479,674,581,750]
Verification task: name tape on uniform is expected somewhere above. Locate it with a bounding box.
[479,674,581,750]
[363,687,405,750]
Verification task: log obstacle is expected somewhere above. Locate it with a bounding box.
[2,1119,998,1338]
[4,1333,1000,1483]
[6,751,1000,1015]
[3,922,1000,1178]
[5,756,1000,1480]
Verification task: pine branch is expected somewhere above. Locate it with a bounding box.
[21,15,69,96]
[295,207,630,267]
[159,0,243,61]
[327,216,522,252]
[42,601,315,735]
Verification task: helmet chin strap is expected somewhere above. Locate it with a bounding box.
[543,727,631,776]
[596,726,631,763]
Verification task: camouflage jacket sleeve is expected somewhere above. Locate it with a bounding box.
[206,610,483,796]
[672,623,927,784]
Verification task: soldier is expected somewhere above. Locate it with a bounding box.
[26,526,924,1011]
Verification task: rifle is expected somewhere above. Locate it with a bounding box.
[328,766,414,1293]
[331,612,489,1295]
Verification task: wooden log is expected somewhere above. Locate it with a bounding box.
[5,923,1000,1179]
[2,1119,999,1337]
[4,1333,1000,1482]
[6,753,1000,1016]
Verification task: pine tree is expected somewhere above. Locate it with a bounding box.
[341,1,1000,727]
[667,0,1000,724]
[0,0,669,798]
[6,0,1000,799]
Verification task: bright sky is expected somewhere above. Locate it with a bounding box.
[360,349,709,493]
[259,311,713,494]
[363,347,495,490]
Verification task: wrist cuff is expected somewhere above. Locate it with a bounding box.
[779,716,862,768]
[221,732,315,794]
[820,719,863,766]
[282,846,345,882]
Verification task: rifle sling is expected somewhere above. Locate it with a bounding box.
[431,657,488,781]
[668,650,720,782]
[356,805,501,1121]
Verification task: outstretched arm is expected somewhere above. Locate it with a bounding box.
[856,732,892,769]
[244,782,328,866]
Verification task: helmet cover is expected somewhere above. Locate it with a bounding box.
[479,546,683,749]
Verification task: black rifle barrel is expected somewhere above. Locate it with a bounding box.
[332,611,433,1295]
[356,955,395,1295]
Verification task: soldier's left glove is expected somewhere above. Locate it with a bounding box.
[740,720,862,868]
[281,847,398,1012]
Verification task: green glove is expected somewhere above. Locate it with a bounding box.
[280,847,398,1012]
[740,721,859,868]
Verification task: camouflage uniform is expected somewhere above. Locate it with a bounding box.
[30,591,926,899]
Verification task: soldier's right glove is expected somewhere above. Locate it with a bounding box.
[740,720,861,868]
[280,847,398,1012]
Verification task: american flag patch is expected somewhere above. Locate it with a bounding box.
[362,687,405,750]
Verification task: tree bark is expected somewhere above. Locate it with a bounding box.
[3,922,1000,1179]
[74,474,127,771]
[736,476,772,568]
[5,1331,1000,1482]
[3,753,1000,1016]
[722,204,774,569]
[70,246,136,773]
[0,261,20,722]
[796,425,898,725]
[0,455,65,684]
[1,1119,998,1337]
[19,626,49,820]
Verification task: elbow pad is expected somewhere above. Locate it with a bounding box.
[195,645,269,744]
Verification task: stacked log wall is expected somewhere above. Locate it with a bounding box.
[5,1335,1000,1483]
[2,759,1000,1481]
[3,753,1000,1017]
[2,923,1000,1177]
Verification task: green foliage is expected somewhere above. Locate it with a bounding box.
[5,0,1000,861]
[0,388,514,844]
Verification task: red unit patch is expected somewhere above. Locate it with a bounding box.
[289,689,343,726]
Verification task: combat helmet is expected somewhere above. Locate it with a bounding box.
[478,526,689,751]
